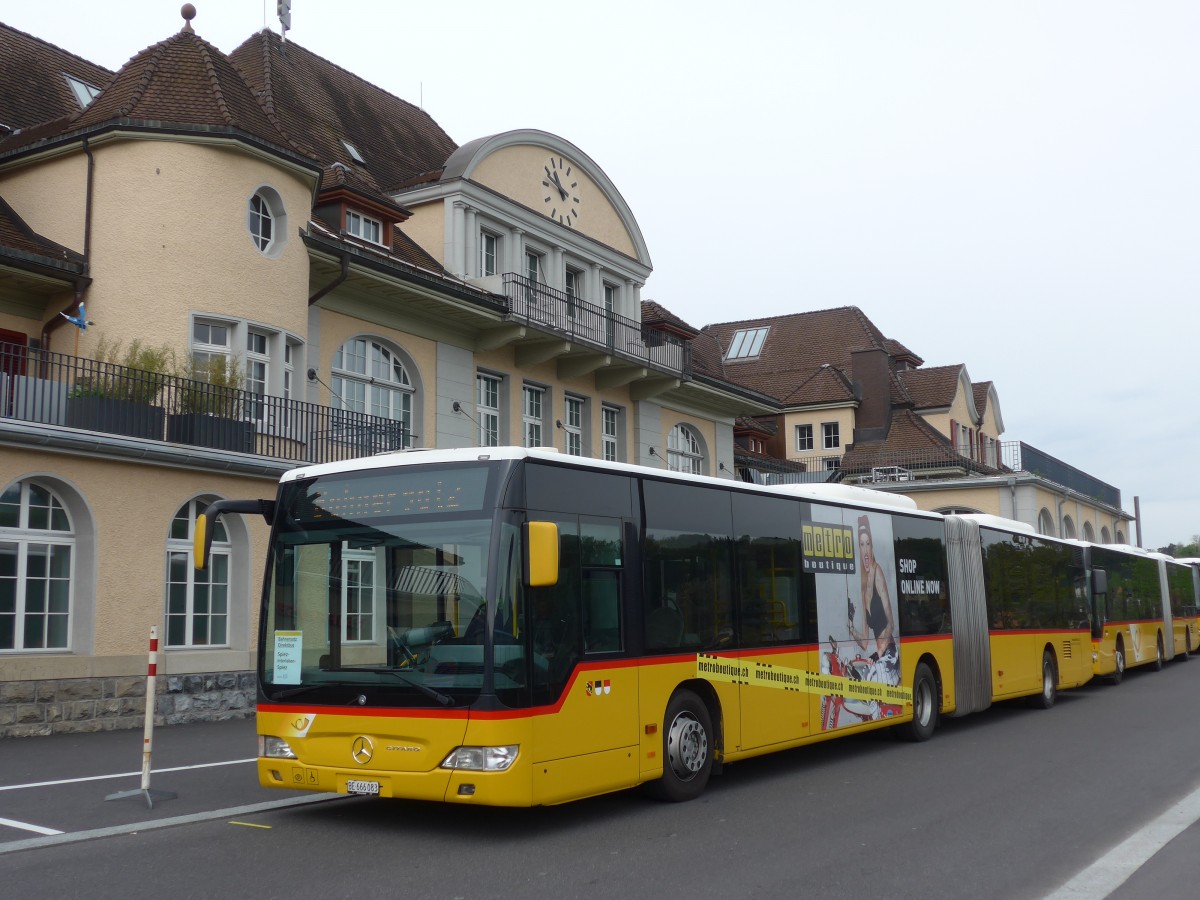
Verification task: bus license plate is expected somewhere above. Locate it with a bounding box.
[346,780,380,796]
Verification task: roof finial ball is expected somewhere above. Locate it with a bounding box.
[181,4,197,33]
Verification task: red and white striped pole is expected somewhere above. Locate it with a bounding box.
[106,626,176,807]
[138,626,160,792]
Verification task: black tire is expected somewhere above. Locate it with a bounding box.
[1151,635,1164,671]
[897,662,938,742]
[1110,639,1125,684]
[1026,650,1057,709]
[644,690,714,802]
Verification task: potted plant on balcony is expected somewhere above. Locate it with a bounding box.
[166,355,254,452]
[66,336,173,439]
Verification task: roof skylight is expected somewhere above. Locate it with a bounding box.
[725,326,769,360]
[342,141,365,163]
[65,75,101,109]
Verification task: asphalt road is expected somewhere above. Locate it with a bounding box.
[3,658,1199,900]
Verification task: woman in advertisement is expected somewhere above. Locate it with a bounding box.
[848,515,899,686]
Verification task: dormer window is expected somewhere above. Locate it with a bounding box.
[725,326,769,360]
[342,141,365,164]
[65,75,101,109]
[346,210,382,245]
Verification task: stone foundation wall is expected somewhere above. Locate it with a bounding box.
[0,671,256,738]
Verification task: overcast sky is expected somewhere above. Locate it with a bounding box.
[7,1,1198,549]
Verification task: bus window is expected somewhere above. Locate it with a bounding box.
[732,492,804,645]
[581,518,623,653]
[642,480,734,651]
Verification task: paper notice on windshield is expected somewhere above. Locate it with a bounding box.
[274,631,302,684]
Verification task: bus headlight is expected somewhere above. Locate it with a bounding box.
[260,735,298,759]
[440,745,519,771]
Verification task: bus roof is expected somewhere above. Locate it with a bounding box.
[952,513,1040,536]
[278,446,934,517]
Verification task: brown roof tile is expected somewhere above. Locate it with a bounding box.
[0,195,84,270]
[0,22,114,135]
[897,364,964,411]
[228,31,458,192]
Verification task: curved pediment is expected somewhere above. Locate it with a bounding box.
[442,129,650,265]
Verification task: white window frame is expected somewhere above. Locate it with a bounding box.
[480,231,500,276]
[346,210,383,245]
[0,481,74,652]
[667,424,703,475]
[165,499,230,649]
[477,373,501,447]
[564,396,584,456]
[796,424,814,452]
[523,384,545,448]
[725,327,770,360]
[342,547,382,644]
[247,188,287,256]
[821,422,840,450]
[331,338,415,450]
[602,405,620,462]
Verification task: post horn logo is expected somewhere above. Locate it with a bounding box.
[351,736,374,765]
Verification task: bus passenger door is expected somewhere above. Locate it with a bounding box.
[529,516,639,803]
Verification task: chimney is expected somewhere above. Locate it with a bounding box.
[851,348,892,442]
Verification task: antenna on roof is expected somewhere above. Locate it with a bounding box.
[277,0,292,40]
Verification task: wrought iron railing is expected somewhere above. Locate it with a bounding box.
[0,344,407,464]
[501,274,689,377]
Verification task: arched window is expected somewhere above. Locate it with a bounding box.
[667,424,703,475]
[1115,529,1126,544]
[0,481,74,651]
[1101,526,1111,544]
[1062,516,1076,539]
[1083,522,1096,542]
[165,498,230,647]
[332,338,415,450]
[1037,508,1055,536]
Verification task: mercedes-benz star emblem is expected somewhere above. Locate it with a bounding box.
[351,736,374,765]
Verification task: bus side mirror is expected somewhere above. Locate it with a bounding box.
[1092,569,1108,596]
[194,499,276,571]
[524,521,559,588]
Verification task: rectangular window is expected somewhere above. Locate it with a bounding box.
[525,251,542,304]
[246,330,269,421]
[343,550,376,642]
[564,396,583,456]
[602,406,620,462]
[822,422,840,450]
[481,232,499,277]
[477,374,500,447]
[523,385,544,448]
[796,424,814,452]
[191,319,231,377]
[346,211,382,244]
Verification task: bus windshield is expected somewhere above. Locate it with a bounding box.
[259,463,524,708]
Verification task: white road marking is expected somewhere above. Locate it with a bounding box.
[0,794,344,854]
[0,817,63,836]
[1044,779,1200,899]
[0,758,256,792]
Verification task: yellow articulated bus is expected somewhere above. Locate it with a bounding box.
[195,448,1096,807]
[1085,543,1179,681]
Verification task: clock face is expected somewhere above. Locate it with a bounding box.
[541,156,580,226]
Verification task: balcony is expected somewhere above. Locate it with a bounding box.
[0,345,407,465]
[500,274,689,378]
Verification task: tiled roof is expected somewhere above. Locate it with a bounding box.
[0,22,114,135]
[0,196,84,270]
[641,300,700,337]
[700,306,901,404]
[228,31,458,193]
[841,408,1002,475]
[897,364,964,411]
[973,381,992,418]
[71,25,300,155]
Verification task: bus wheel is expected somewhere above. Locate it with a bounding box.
[645,690,714,802]
[1111,640,1125,684]
[1152,635,1164,671]
[897,662,938,742]
[1027,650,1057,709]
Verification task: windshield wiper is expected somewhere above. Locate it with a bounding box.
[267,684,326,701]
[331,667,454,707]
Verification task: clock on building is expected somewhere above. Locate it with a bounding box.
[541,156,580,226]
